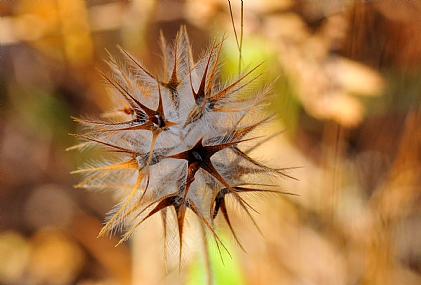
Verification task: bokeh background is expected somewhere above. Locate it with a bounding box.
[1,1,421,284]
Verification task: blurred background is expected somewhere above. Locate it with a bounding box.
[1,1,421,284]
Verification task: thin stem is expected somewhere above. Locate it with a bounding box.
[228,0,243,75]
[239,0,243,74]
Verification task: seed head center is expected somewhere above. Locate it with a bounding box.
[150,114,164,128]
[191,150,203,162]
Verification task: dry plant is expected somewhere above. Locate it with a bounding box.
[70,20,295,279]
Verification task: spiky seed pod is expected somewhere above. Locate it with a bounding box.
[71,26,293,264]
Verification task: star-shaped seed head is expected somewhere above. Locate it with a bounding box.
[70,26,295,268]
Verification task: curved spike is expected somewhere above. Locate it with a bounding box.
[188,200,231,258]
[71,134,138,155]
[209,63,265,103]
[194,37,220,103]
[71,158,138,174]
[213,195,246,252]
[117,45,156,81]
[98,69,157,117]
[116,193,178,246]
[98,172,144,237]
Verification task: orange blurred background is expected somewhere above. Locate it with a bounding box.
[1,1,421,285]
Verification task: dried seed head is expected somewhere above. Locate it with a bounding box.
[71,26,294,265]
